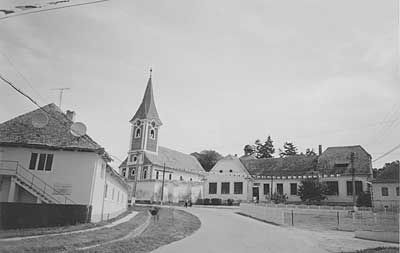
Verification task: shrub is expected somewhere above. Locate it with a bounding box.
[271,193,288,204]
[357,191,372,207]
[227,199,234,206]
[211,198,222,205]
[195,198,204,205]
[297,179,328,204]
[204,198,210,205]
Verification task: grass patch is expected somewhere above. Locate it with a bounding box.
[0,208,133,239]
[87,207,201,253]
[0,207,149,252]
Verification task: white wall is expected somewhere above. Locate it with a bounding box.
[372,182,400,209]
[1,147,97,205]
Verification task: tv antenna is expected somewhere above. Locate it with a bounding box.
[52,88,70,109]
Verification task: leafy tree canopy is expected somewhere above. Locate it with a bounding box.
[297,179,328,204]
[191,150,223,172]
[255,136,275,159]
[305,148,317,156]
[279,142,298,157]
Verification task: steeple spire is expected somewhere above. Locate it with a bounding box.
[130,70,162,125]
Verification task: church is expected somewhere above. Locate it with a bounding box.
[119,71,205,203]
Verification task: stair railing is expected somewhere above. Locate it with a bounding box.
[0,160,76,204]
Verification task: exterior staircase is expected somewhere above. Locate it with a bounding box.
[0,160,75,204]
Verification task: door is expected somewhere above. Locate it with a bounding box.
[252,187,259,202]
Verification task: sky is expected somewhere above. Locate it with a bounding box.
[0,0,399,169]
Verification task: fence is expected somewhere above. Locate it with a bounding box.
[0,202,92,229]
[240,203,399,232]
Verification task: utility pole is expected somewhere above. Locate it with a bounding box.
[350,152,356,211]
[52,88,70,109]
[160,163,166,205]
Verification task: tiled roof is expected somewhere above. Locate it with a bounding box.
[120,146,205,174]
[241,155,319,177]
[130,76,162,125]
[317,145,372,175]
[0,104,110,159]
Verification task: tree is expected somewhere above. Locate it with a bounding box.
[375,160,399,179]
[297,179,328,204]
[305,148,317,156]
[279,142,298,157]
[191,150,223,172]
[255,136,275,159]
[356,191,372,207]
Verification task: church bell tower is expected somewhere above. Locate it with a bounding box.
[127,69,162,167]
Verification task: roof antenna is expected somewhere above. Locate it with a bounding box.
[149,67,152,78]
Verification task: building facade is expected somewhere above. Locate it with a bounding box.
[119,72,205,203]
[205,145,373,205]
[0,104,129,222]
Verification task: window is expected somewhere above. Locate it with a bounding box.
[156,171,159,180]
[117,191,120,202]
[150,129,155,139]
[263,183,270,195]
[234,182,243,194]
[180,176,183,181]
[277,183,283,195]
[397,187,399,196]
[326,181,339,195]
[45,154,53,171]
[29,153,38,170]
[169,174,172,180]
[290,183,297,195]
[143,168,147,179]
[219,170,223,173]
[112,188,115,200]
[190,178,192,181]
[229,169,233,173]
[346,181,363,196]
[122,168,126,177]
[221,182,230,194]
[209,183,217,194]
[135,128,141,138]
[334,163,348,168]
[381,187,389,196]
[29,153,53,171]
[130,155,138,163]
[104,184,108,198]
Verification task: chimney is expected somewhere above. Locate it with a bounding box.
[318,145,322,155]
[66,110,76,122]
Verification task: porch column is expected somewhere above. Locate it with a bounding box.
[8,177,16,202]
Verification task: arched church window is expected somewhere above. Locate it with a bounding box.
[180,176,183,181]
[169,174,172,180]
[156,171,159,179]
[130,168,136,179]
[143,168,147,179]
[150,129,155,139]
[135,128,141,138]
[122,168,126,177]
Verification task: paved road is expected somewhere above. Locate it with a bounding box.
[152,207,396,253]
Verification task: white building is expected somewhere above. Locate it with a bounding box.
[205,145,373,205]
[0,104,129,222]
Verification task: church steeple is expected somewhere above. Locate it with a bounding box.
[130,69,162,125]
[129,69,162,154]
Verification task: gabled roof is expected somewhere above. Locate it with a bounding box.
[106,165,130,190]
[240,155,318,177]
[130,76,162,125]
[0,103,111,160]
[119,146,205,174]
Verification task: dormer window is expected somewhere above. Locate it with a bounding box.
[122,168,126,177]
[130,155,138,163]
[135,128,141,138]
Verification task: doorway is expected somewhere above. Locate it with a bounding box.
[252,187,259,202]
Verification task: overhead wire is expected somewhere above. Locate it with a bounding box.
[0,0,110,20]
[372,144,400,162]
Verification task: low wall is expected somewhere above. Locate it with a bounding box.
[240,203,285,225]
[0,202,91,229]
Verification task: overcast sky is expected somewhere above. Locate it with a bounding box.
[0,0,399,169]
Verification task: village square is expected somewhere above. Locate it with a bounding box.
[0,0,399,252]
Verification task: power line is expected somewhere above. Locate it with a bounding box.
[372,143,400,162]
[0,0,110,20]
[0,50,48,104]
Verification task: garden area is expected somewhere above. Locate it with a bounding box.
[0,206,201,252]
